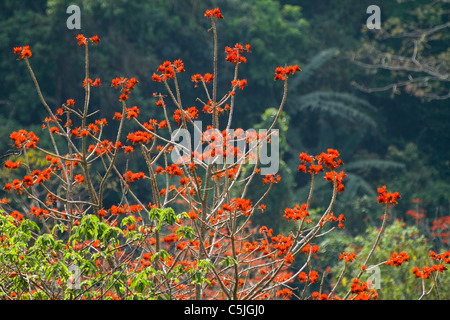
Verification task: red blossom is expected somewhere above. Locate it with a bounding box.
[13,46,32,60]
[377,185,401,206]
[385,251,409,267]
[204,8,223,20]
[274,65,301,81]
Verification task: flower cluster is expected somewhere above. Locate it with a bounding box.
[4,167,53,194]
[10,129,39,149]
[220,198,253,217]
[76,34,100,46]
[311,292,329,300]
[412,265,447,279]
[83,77,101,88]
[231,79,248,90]
[317,148,344,170]
[262,174,281,185]
[13,46,32,60]
[127,130,153,145]
[298,270,319,283]
[225,43,251,65]
[201,99,230,115]
[173,106,199,124]
[376,185,401,206]
[122,171,146,183]
[111,77,139,102]
[430,250,450,264]
[271,234,293,256]
[385,251,409,267]
[4,160,21,170]
[324,171,346,194]
[191,73,214,87]
[125,106,140,120]
[152,60,185,82]
[298,149,346,193]
[411,250,449,279]
[297,152,321,174]
[274,65,301,81]
[283,203,309,222]
[430,216,450,243]
[339,251,357,263]
[301,243,319,255]
[406,209,425,221]
[204,8,223,20]
[350,278,378,300]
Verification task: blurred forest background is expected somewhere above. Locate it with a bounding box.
[0,0,449,298]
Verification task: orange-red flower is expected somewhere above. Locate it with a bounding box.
[275,288,292,299]
[191,73,214,87]
[377,185,401,206]
[312,292,329,300]
[299,152,313,164]
[127,131,153,145]
[385,251,409,267]
[153,60,184,82]
[13,46,32,60]
[204,8,223,20]
[274,65,301,81]
[225,43,250,65]
[317,148,343,170]
[76,34,87,46]
[89,35,100,44]
[111,77,138,101]
[125,106,140,120]
[74,174,84,185]
[262,174,281,185]
[4,160,21,170]
[10,129,39,149]
[309,270,319,283]
[284,252,294,264]
[122,171,146,182]
[301,243,319,255]
[231,79,248,90]
[9,211,23,223]
[339,251,357,263]
[324,170,346,194]
[284,203,309,222]
[123,146,134,154]
[298,272,308,282]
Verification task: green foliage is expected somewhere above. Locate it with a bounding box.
[325,220,449,299]
[0,205,189,300]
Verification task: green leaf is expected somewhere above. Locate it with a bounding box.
[175,225,195,240]
[162,207,176,225]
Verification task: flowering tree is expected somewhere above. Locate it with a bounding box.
[1,8,448,300]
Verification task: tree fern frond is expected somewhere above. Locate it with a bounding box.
[298,96,377,127]
[340,126,367,159]
[318,118,335,151]
[344,159,405,171]
[304,91,378,112]
[344,172,377,198]
[289,48,338,88]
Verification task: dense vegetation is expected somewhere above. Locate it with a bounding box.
[0,0,448,299]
